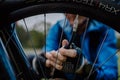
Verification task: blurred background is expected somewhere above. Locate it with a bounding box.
[16,13,120,79]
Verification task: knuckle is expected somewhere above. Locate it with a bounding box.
[56,65,63,70]
[59,48,64,54]
[46,60,51,67]
[49,54,53,60]
[73,49,77,57]
[51,61,55,67]
[60,56,66,62]
[57,60,62,65]
[68,49,77,58]
[52,51,58,58]
[59,48,64,52]
[50,60,63,70]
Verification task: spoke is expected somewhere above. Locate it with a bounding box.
[87,28,110,79]
[2,24,23,77]
[43,14,48,80]
[43,14,47,61]
[2,25,29,78]
[23,19,47,79]
[91,49,120,75]
[73,18,89,79]
[17,72,23,78]
[5,23,15,47]
[81,18,89,51]
[51,13,68,78]
[5,33,22,77]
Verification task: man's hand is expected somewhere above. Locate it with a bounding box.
[45,39,77,70]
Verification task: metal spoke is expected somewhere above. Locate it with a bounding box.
[87,28,110,79]
[5,23,15,47]
[73,18,89,79]
[91,49,120,75]
[3,30,22,78]
[81,18,89,51]
[23,19,47,79]
[2,24,31,78]
[51,13,68,78]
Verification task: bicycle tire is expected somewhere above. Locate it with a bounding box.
[0,0,120,32]
[0,0,120,80]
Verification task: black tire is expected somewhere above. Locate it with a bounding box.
[0,0,120,32]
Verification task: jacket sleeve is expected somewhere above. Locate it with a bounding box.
[92,28,118,80]
[42,22,61,52]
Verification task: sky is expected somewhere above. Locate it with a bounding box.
[17,13,65,30]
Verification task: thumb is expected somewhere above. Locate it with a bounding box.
[62,39,69,47]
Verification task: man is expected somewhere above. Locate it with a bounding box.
[33,14,118,80]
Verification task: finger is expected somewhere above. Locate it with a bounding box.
[62,39,69,47]
[53,59,63,66]
[59,48,77,58]
[51,51,67,62]
[45,52,53,59]
[48,54,63,65]
[49,60,63,70]
[46,59,51,67]
[46,59,62,68]
[46,51,65,65]
[45,51,56,61]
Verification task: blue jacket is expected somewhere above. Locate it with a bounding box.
[43,19,118,80]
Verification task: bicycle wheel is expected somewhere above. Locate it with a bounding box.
[0,0,119,80]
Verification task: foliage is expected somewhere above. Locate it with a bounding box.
[16,24,46,49]
[16,25,29,48]
[28,30,45,48]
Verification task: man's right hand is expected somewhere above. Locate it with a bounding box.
[45,39,77,70]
